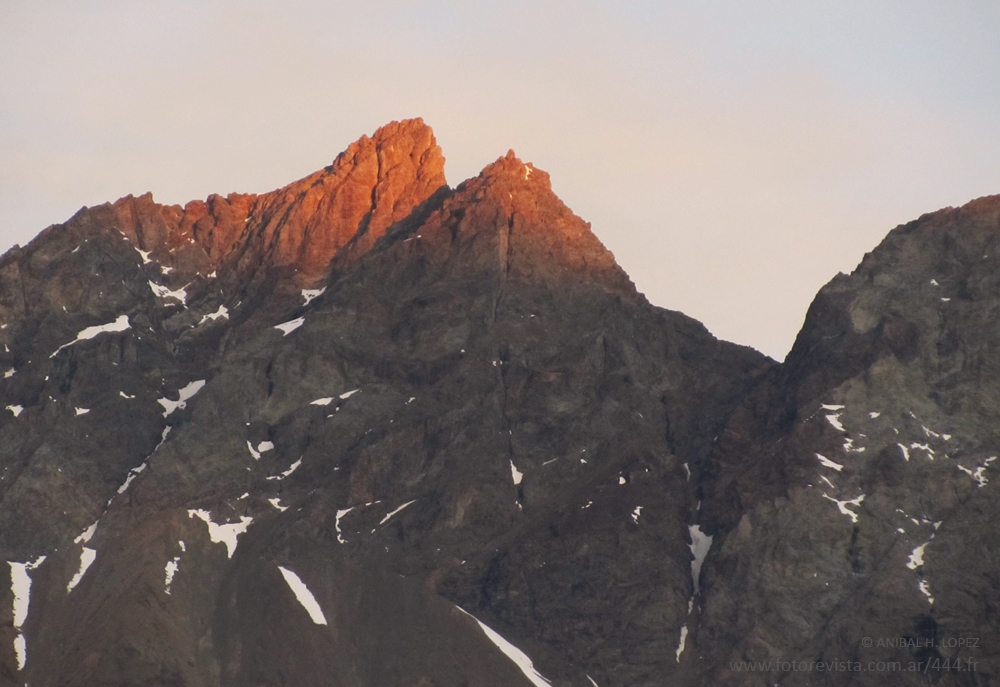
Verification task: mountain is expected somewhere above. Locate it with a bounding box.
[0,119,995,686]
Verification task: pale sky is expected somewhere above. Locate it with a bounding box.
[3,1,999,360]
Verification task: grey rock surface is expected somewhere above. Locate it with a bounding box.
[0,120,995,686]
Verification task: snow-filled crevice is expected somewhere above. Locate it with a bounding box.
[187,510,252,558]
[9,555,46,670]
[278,565,328,625]
[456,606,553,687]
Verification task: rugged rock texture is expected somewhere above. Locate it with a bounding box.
[0,119,996,686]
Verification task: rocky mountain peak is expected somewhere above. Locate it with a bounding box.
[2,121,999,686]
[90,119,447,294]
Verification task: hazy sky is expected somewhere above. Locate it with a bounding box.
[3,1,999,359]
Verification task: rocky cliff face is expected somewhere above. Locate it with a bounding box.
[0,119,995,686]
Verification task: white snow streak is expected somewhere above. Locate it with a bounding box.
[339,388,360,399]
[380,500,416,525]
[157,379,206,417]
[267,458,302,481]
[689,525,713,595]
[74,407,90,416]
[148,280,188,304]
[510,461,524,485]
[278,566,328,625]
[187,510,252,558]
[456,606,553,687]
[676,624,689,662]
[310,397,334,406]
[164,557,180,594]
[815,453,844,471]
[51,315,130,357]
[198,305,229,324]
[268,497,288,512]
[75,521,98,544]
[274,317,305,335]
[631,506,643,524]
[9,555,46,670]
[335,508,354,544]
[66,548,96,592]
[825,414,846,432]
[116,462,147,494]
[6,405,22,417]
[918,580,934,604]
[3,367,14,378]
[822,494,865,523]
[907,543,929,570]
[957,456,995,487]
[301,287,326,306]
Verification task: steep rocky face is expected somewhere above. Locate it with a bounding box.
[0,120,996,687]
[695,196,1000,685]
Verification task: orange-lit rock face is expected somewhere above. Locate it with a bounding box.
[108,118,446,285]
[257,118,447,278]
[414,149,635,298]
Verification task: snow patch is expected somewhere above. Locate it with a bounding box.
[266,457,302,481]
[9,555,46,670]
[380,500,416,525]
[310,397,334,406]
[822,494,865,523]
[157,379,206,417]
[278,566,328,625]
[339,388,360,399]
[51,315,130,357]
[869,411,880,418]
[187,510,252,558]
[816,453,844,471]
[510,460,524,485]
[116,462,147,494]
[301,287,326,306]
[6,405,22,417]
[676,624,689,662]
[274,317,305,335]
[825,414,846,432]
[74,407,90,416]
[119,391,135,399]
[957,456,994,487]
[74,521,98,544]
[898,444,910,461]
[198,305,229,324]
[918,579,934,604]
[268,497,288,512]
[3,367,14,378]
[689,525,713,594]
[335,507,354,544]
[148,280,188,304]
[164,557,180,594]
[66,548,96,592]
[456,606,553,687]
[631,506,643,523]
[907,542,929,570]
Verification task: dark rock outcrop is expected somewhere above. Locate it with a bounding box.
[0,119,996,686]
